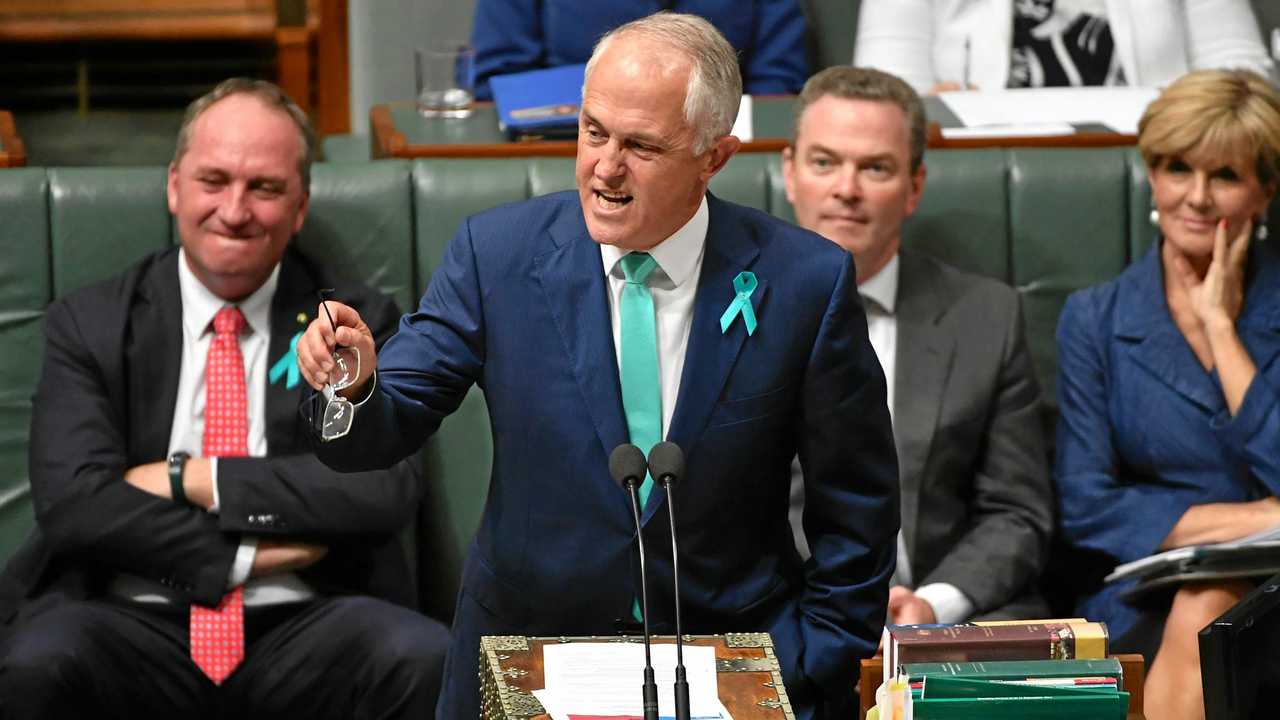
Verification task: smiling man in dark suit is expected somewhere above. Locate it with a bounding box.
[0,78,448,719]
[298,13,898,720]
[782,66,1053,626]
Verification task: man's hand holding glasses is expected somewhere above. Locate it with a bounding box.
[297,291,379,441]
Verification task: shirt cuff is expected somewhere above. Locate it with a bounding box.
[209,457,220,514]
[227,536,257,590]
[915,582,975,624]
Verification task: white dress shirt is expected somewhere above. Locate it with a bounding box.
[599,196,709,441]
[114,249,313,606]
[854,0,1276,94]
[791,254,974,623]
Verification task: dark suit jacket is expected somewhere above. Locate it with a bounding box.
[894,251,1052,617]
[0,245,422,633]
[319,191,900,717]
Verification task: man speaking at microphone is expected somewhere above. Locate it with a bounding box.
[297,12,898,719]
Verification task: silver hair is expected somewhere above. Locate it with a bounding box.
[583,12,742,155]
[173,77,316,188]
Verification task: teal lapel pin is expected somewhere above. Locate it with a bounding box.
[269,331,304,389]
[719,271,758,336]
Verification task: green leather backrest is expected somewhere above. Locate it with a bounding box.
[299,161,416,312]
[49,167,172,298]
[0,169,50,555]
[906,149,1012,280]
[1008,149,1133,423]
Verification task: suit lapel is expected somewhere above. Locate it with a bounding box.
[534,205,630,472]
[264,250,316,455]
[1118,247,1225,414]
[660,196,767,522]
[891,252,954,558]
[128,250,183,460]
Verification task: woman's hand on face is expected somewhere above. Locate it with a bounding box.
[1172,217,1251,331]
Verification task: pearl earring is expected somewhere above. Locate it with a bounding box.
[1258,220,1269,241]
[1149,208,1159,227]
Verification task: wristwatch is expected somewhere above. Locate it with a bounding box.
[167,451,191,505]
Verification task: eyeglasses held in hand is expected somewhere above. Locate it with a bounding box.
[310,290,361,441]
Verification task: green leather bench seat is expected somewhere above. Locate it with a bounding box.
[0,169,50,555]
[0,147,1211,621]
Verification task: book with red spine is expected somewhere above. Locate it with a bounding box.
[882,621,1109,684]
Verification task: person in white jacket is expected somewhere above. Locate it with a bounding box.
[855,0,1275,94]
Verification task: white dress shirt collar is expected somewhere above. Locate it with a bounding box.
[600,195,709,287]
[177,247,280,340]
[858,252,899,315]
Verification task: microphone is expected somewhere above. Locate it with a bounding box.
[648,441,690,720]
[608,443,659,720]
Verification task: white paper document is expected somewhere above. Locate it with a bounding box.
[939,87,1159,135]
[537,642,728,719]
[1105,522,1280,582]
[731,94,753,142]
[941,123,1074,139]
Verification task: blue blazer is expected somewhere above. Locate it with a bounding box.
[319,191,898,718]
[470,0,810,100]
[1055,240,1280,639]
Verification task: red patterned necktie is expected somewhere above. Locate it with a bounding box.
[192,305,247,684]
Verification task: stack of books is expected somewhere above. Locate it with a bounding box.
[878,620,1129,719]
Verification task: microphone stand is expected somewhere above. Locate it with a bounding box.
[626,476,660,720]
[662,476,691,720]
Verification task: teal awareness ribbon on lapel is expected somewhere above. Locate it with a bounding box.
[268,331,304,389]
[719,271,758,335]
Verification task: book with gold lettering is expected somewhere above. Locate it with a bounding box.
[882,621,1109,684]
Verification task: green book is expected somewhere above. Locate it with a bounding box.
[903,657,1124,685]
[921,675,1124,699]
[913,694,1129,720]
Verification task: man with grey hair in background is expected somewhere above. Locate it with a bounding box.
[783,66,1053,629]
[296,12,898,720]
[0,78,448,718]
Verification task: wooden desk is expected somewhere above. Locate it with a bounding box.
[0,111,27,168]
[370,94,1137,160]
[859,653,1146,720]
[370,97,796,159]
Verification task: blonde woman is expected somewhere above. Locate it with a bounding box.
[1056,69,1280,720]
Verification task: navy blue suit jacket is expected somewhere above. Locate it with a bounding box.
[319,191,898,717]
[470,0,809,100]
[1056,240,1280,640]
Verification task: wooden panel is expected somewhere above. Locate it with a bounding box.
[0,111,27,168]
[0,0,319,127]
[0,1,278,40]
[314,0,349,134]
[370,98,1136,160]
[858,653,1146,719]
[275,25,311,113]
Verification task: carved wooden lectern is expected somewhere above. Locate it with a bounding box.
[479,633,796,719]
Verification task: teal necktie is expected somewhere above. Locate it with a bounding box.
[619,252,661,509]
[620,252,661,623]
